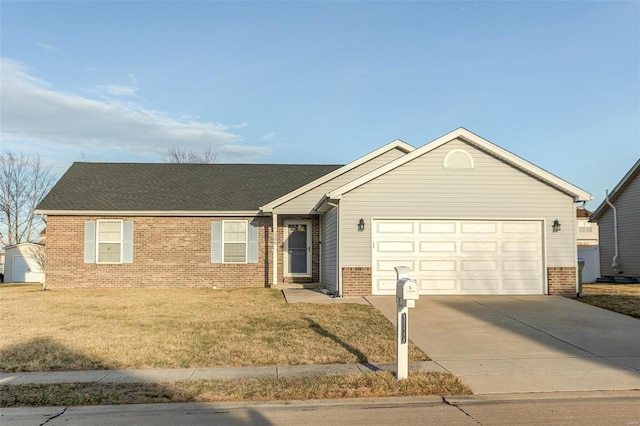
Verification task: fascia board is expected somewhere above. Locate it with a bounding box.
[260,140,415,212]
[33,210,263,217]
[328,127,592,202]
[591,158,640,221]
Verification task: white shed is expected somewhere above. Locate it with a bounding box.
[3,243,45,283]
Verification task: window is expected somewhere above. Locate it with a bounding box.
[223,221,247,263]
[84,220,133,264]
[97,220,123,263]
[578,221,592,233]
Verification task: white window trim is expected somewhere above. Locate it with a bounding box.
[96,219,123,264]
[222,220,248,264]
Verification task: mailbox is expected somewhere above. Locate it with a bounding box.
[395,266,419,308]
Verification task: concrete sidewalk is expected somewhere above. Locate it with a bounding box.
[0,361,444,386]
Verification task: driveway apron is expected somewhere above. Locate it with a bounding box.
[365,295,640,394]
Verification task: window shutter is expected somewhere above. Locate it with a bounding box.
[211,222,222,263]
[248,221,259,263]
[122,221,134,264]
[84,221,96,263]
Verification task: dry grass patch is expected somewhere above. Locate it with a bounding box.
[0,285,427,372]
[0,371,471,407]
[578,284,640,319]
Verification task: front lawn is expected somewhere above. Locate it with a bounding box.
[0,285,427,372]
[578,284,640,318]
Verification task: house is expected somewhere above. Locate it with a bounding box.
[35,128,592,296]
[2,242,45,283]
[590,159,640,281]
[576,207,600,283]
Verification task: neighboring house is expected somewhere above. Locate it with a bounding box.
[576,207,600,283]
[576,208,598,246]
[35,128,592,297]
[590,159,640,280]
[3,242,45,283]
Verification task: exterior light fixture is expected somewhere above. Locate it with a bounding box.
[358,218,365,232]
[552,219,561,233]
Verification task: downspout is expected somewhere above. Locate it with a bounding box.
[605,190,619,272]
[328,201,341,297]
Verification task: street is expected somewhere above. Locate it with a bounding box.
[2,393,638,426]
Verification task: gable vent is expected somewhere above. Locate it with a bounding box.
[444,149,474,169]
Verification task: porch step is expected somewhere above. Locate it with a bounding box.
[276,282,326,290]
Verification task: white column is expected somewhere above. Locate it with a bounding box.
[272,213,278,286]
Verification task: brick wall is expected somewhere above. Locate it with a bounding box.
[342,267,371,296]
[45,215,272,289]
[547,266,576,297]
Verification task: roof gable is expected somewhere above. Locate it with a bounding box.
[591,159,640,221]
[323,128,592,203]
[36,163,342,214]
[260,139,414,212]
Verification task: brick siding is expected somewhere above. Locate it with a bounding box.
[46,215,274,289]
[547,266,576,297]
[342,267,371,296]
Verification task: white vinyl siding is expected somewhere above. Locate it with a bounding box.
[97,220,123,264]
[598,172,640,276]
[338,138,576,269]
[223,221,247,263]
[274,148,406,213]
[320,207,338,291]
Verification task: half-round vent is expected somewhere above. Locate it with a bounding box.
[444,149,474,169]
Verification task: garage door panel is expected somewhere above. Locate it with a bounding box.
[461,222,497,233]
[419,260,456,271]
[462,241,497,252]
[377,260,414,271]
[462,260,498,271]
[420,241,456,252]
[419,279,457,291]
[378,241,414,252]
[419,222,456,233]
[372,219,544,295]
[377,222,414,234]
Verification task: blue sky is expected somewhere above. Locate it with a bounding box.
[1,1,638,210]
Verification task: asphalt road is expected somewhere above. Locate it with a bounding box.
[2,393,639,426]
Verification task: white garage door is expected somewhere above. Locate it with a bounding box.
[372,219,544,295]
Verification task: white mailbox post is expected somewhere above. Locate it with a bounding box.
[394,266,419,380]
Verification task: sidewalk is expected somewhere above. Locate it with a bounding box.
[0,361,444,386]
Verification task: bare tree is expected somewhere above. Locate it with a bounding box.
[0,152,54,246]
[161,146,217,164]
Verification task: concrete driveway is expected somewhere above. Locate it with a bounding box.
[366,295,640,394]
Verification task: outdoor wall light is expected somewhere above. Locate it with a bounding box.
[552,219,561,233]
[358,218,365,232]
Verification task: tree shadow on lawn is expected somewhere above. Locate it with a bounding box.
[303,317,369,363]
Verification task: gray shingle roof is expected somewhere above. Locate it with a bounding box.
[37,162,343,211]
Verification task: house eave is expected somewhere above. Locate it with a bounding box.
[261,139,414,212]
[34,209,263,217]
[591,159,640,221]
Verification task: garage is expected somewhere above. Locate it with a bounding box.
[372,219,544,295]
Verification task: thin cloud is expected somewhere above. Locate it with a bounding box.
[99,84,138,97]
[0,58,271,160]
[35,41,58,52]
[260,132,276,141]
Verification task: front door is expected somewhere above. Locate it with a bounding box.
[284,220,311,276]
